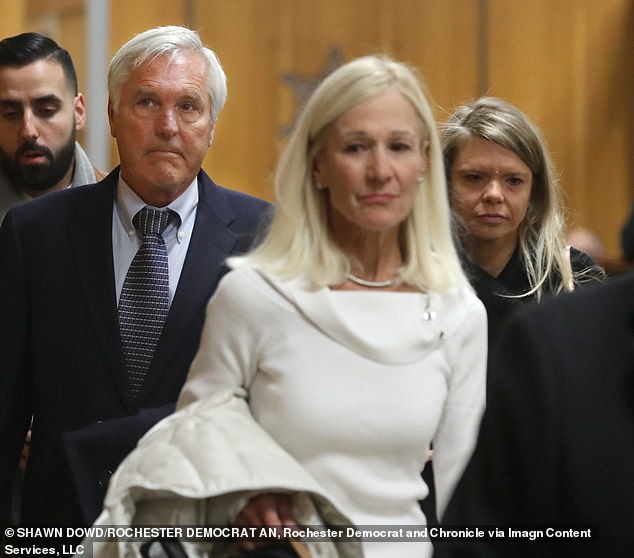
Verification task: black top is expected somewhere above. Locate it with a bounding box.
[464,246,604,353]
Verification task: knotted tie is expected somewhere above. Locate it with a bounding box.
[118,207,171,399]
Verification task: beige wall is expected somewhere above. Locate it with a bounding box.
[3,0,633,259]
[486,0,634,262]
[195,0,481,205]
[0,1,25,40]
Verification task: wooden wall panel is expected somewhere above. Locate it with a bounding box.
[387,0,480,117]
[194,0,284,201]
[4,0,632,259]
[110,0,186,53]
[27,0,81,17]
[488,0,634,258]
[57,10,87,145]
[18,2,87,145]
[0,1,25,38]
[195,0,479,202]
[577,0,634,260]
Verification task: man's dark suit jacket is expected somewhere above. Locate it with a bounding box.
[434,272,634,558]
[0,168,270,527]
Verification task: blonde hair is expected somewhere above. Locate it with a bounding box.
[232,55,468,291]
[442,96,571,298]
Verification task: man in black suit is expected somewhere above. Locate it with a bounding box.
[434,273,634,558]
[0,26,270,529]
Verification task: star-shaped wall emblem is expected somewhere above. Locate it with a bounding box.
[280,47,345,137]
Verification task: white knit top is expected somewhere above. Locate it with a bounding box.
[178,268,487,558]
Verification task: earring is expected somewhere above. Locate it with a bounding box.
[315,181,325,190]
[417,176,425,187]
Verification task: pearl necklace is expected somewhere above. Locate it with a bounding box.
[347,274,395,288]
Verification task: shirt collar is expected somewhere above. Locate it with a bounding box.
[115,175,199,238]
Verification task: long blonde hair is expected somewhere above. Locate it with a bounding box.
[442,96,571,298]
[232,55,468,291]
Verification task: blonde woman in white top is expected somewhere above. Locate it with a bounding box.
[181,55,486,558]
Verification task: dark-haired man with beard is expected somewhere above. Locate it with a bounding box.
[0,32,103,222]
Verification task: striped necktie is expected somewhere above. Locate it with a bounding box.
[118,207,171,399]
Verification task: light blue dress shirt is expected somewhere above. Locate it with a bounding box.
[112,176,198,305]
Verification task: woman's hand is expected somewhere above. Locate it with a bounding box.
[233,493,298,551]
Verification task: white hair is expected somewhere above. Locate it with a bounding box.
[108,25,227,123]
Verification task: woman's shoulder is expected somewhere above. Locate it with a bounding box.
[438,283,485,310]
[213,267,302,314]
[212,267,262,300]
[217,266,264,288]
[433,284,487,333]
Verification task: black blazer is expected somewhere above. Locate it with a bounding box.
[63,403,176,523]
[0,168,270,526]
[434,272,634,558]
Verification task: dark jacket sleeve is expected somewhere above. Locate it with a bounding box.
[0,211,33,526]
[434,306,563,558]
[63,404,176,524]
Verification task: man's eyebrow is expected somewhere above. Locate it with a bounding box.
[179,92,205,104]
[32,94,63,104]
[182,92,202,100]
[0,99,21,108]
[134,87,156,97]
[0,94,63,107]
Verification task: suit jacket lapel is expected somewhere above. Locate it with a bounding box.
[140,171,237,401]
[67,169,134,411]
